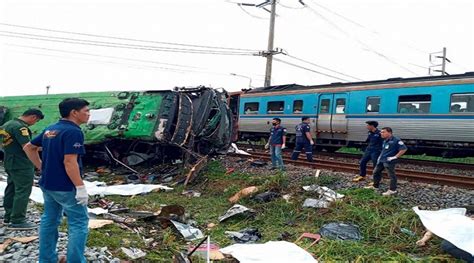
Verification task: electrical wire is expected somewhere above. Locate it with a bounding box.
[4,43,203,69]
[285,54,363,81]
[237,3,269,20]
[0,22,259,52]
[0,32,257,56]
[273,57,349,81]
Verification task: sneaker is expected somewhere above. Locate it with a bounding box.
[364,182,378,189]
[7,222,38,230]
[352,176,366,182]
[382,190,398,196]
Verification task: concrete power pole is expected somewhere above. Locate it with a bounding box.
[264,0,277,87]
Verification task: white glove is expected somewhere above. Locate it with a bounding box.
[281,144,286,149]
[310,140,315,145]
[75,185,89,206]
[387,156,397,162]
[264,143,269,149]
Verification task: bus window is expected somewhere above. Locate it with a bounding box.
[244,102,259,114]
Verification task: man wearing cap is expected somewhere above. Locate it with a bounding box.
[0,109,44,230]
[353,120,383,182]
[291,116,314,162]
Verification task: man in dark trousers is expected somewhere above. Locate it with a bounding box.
[365,127,407,196]
[0,109,44,230]
[265,118,287,170]
[24,98,90,262]
[353,121,383,182]
[291,116,314,162]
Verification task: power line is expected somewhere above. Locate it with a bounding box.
[285,54,363,81]
[303,3,420,76]
[5,43,203,69]
[273,57,349,81]
[237,3,268,19]
[0,31,256,56]
[0,22,259,52]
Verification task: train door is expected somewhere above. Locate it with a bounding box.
[316,93,348,139]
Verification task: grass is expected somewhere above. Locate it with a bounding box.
[338,147,474,164]
[84,160,455,261]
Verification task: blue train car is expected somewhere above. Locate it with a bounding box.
[234,72,474,156]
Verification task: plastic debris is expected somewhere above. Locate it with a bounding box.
[219,204,255,222]
[319,222,362,241]
[303,198,330,209]
[302,185,344,202]
[182,190,201,198]
[229,186,259,203]
[253,191,280,203]
[220,241,317,263]
[400,227,416,236]
[121,247,146,260]
[225,228,262,243]
[228,143,251,156]
[170,220,204,241]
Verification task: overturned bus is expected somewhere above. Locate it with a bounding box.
[0,87,233,166]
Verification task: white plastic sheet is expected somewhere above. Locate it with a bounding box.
[0,181,173,204]
[413,206,474,255]
[87,107,115,125]
[220,241,317,263]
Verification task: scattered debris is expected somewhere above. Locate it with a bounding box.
[225,228,262,244]
[228,143,251,156]
[120,247,146,260]
[282,194,292,203]
[303,198,330,209]
[158,205,185,221]
[103,213,136,224]
[319,222,362,241]
[10,236,39,243]
[0,239,12,254]
[302,185,344,202]
[400,228,416,236]
[170,220,204,241]
[189,242,225,260]
[250,160,267,167]
[207,223,216,230]
[182,190,201,198]
[314,169,321,178]
[88,207,109,215]
[225,167,235,175]
[277,231,293,241]
[220,241,318,263]
[253,191,280,203]
[228,186,259,203]
[219,204,255,222]
[89,219,114,229]
[295,233,321,251]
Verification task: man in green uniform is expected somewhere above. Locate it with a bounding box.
[0,109,44,230]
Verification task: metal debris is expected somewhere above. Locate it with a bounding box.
[170,220,204,241]
[219,205,255,222]
[120,247,146,260]
[225,228,262,243]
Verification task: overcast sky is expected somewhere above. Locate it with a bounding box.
[0,0,472,96]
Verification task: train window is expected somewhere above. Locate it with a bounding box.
[267,101,284,114]
[366,97,380,113]
[450,93,474,113]
[335,98,346,114]
[320,99,330,113]
[244,102,259,114]
[398,95,431,113]
[293,100,303,113]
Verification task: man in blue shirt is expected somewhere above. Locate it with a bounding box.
[24,98,90,263]
[365,127,407,196]
[265,118,287,170]
[291,116,314,162]
[353,121,383,182]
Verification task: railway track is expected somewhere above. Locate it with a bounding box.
[236,143,474,171]
[231,150,474,189]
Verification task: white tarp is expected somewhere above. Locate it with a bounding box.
[87,107,115,125]
[0,180,173,204]
[220,241,318,263]
[413,206,474,255]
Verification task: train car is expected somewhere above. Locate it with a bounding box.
[0,87,232,163]
[234,72,474,157]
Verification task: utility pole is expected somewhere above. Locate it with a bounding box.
[46,85,50,95]
[429,47,450,76]
[264,0,277,87]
